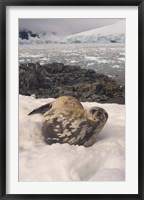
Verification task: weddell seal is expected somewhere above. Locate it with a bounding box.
[28,96,108,147]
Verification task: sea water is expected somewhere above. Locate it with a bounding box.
[19,43,125,84]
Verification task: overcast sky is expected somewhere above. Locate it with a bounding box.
[19,18,123,36]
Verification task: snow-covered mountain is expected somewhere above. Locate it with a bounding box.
[19,31,61,44]
[63,20,125,44]
[19,20,125,44]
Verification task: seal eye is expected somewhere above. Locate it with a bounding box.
[91,109,99,115]
[91,109,103,116]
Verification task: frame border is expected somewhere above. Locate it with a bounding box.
[0,0,144,199]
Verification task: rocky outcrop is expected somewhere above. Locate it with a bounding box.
[19,62,125,104]
[19,30,39,40]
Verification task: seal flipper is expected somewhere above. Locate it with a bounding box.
[28,102,52,115]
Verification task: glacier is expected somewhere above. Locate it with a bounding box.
[19,20,125,45]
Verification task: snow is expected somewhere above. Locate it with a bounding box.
[19,20,125,44]
[19,32,61,45]
[19,95,125,182]
[73,20,125,37]
[64,20,125,44]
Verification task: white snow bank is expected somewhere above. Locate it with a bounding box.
[19,95,125,182]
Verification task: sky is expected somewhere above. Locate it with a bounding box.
[19,18,122,36]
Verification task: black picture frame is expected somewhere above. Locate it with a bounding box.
[0,0,144,199]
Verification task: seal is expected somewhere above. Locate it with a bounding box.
[28,96,108,147]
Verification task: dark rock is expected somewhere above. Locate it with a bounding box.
[19,30,29,40]
[19,62,125,104]
[19,29,39,40]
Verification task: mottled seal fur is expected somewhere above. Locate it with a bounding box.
[28,96,108,147]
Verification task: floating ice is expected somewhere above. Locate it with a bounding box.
[112,65,121,69]
[118,57,125,62]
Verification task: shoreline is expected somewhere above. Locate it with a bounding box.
[19,62,125,105]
